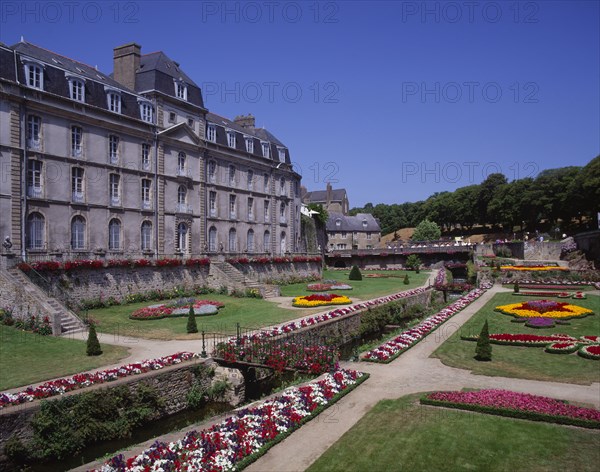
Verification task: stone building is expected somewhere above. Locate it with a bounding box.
[303,182,349,215]
[0,40,301,261]
[326,212,381,250]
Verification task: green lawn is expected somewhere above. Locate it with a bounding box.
[88,270,431,340]
[432,292,600,384]
[308,395,600,472]
[280,269,431,299]
[0,325,129,390]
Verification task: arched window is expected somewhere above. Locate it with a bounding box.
[280,231,287,254]
[208,226,217,252]
[71,216,86,250]
[247,229,255,253]
[141,221,152,251]
[108,218,121,250]
[177,222,188,253]
[264,230,271,253]
[27,212,45,249]
[228,228,237,252]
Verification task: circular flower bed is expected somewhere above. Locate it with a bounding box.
[130,299,224,320]
[495,300,594,320]
[292,293,352,308]
[545,341,580,354]
[307,282,352,291]
[525,317,556,329]
[578,344,600,360]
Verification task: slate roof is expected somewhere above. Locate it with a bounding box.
[326,212,381,232]
[304,188,347,203]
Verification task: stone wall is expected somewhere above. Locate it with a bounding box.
[524,241,562,261]
[326,253,470,270]
[233,261,322,283]
[0,358,243,467]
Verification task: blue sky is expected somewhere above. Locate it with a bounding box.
[1,1,598,207]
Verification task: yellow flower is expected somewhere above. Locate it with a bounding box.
[495,302,593,319]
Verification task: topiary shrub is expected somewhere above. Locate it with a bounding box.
[514,281,520,293]
[86,323,102,356]
[187,305,198,333]
[403,274,410,285]
[349,265,362,281]
[475,320,492,361]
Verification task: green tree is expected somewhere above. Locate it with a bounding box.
[475,320,492,361]
[403,274,410,285]
[411,219,441,241]
[349,265,362,281]
[187,306,198,334]
[86,323,102,356]
[405,254,422,271]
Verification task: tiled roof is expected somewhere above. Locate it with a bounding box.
[304,188,347,203]
[326,212,381,232]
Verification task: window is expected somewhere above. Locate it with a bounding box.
[280,202,287,224]
[139,102,153,123]
[106,91,121,114]
[177,152,186,176]
[71,126,83,157]
[169,112,176,123]
[228,228,237,252]
[278,147,286,162]
[206,124,216,142]
[27,212,45,249]
[294,180,299,197]
[187,118,194,129]
[245,136,254,153]
[262,142,270,158]
[264,200,270,222]
[177,185,188,212]
[68,78,85,102]
[335,219,341,227]
[141,179,152,209]
[229,194,237,219]
[27,115,41,150]
[108,218,121,250]
[279,177,286,196]
[109,174,120,205]
[176,223,188,252]
[72,167,84,203]
[208,226,217,252]
[366,232,372,240]
[362,219,368,228]
[208,160,217,183]
[24,63,43,89]
[247,229,255,253]
[71,216,86,250]
[108,135,119,163]
[227,130,236,148]
[280,231,287,254]
[341,232,347,239]
[229,165,236,186]
[175,81,187,101]
[247,197,254,221]
[141,221,152,251]
[336,243,347,250]
[247,170,254,190]
[209,191,217,217]
[263,173,269,193]
[141,143,151,170]
[264,230,271,252]
[27,160,42,198]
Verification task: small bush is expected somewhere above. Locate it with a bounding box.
[86,323,102,356]
[403,274,410,285]
[475,320,492,361]
[349,265,362,281]
[186,306,198,334]
[514,281,520,293]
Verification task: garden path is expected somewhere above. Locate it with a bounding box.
[246,283,600,472]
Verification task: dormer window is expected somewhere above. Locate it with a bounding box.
[105,88,121,114]
[23,61,44,90]
[245,136,254,153]
[362,219,368,228]
[262,142,270,158]
[227,130,236,148]
[67,76,85,103]
[139,101,154,123]
[278,147,286,162]
[335,219,341,227]
[206,124,216,142]
[174,80,187,101]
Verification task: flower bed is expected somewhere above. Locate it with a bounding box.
[129,299,224,320]
[579,344,600,360]
[525,317,556,329]
[227,256,322,265]
[421,389,600,429]
[500,265,568,271]
[17,257,210,272]
[292,293,352,308]
[96,369,368,472]
[307,282,352,291]
[495,300,594,320]
[512,291,569,297]
[363,287,489,363]
[509,282,598,289]
[0,352,197,409]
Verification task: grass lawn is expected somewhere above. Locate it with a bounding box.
[279,269,430,299]
[87,270,432,340]
[432,292,600,385]
[308,394,600,472]
[0,325,129,390]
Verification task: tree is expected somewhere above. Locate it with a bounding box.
[475,320,492,361]
[405,254,421,271]
[403,274,410,285]
[411,219,441,241]
[187,305,198,334]
[349,265,362,281]
[514,281,519,293]
[86,323,102,356]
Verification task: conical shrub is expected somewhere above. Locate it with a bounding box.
[475,320,492,361]
[187,305,198,334]
[349,265,362,281]
[86,323,102,356]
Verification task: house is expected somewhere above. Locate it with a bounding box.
[326,212,381,251]
[303,182,349,215]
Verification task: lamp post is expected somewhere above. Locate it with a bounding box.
[201,330,207,358]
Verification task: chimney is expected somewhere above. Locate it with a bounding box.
[113,42,141,90]
[233,114,256,130]
[326,182,332,206]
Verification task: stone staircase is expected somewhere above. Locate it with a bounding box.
[4,268,86,335]
[209,261,280,298]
